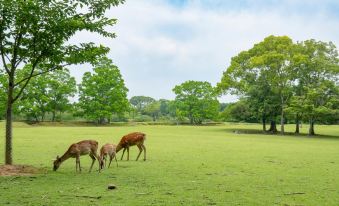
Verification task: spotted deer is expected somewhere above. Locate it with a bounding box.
[99,143,118,169]
[53,140,100,172]
[116,132,146,161]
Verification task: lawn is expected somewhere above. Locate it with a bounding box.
[0,122,339,205]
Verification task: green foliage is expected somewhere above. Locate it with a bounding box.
[130,96,155,113]
[286,40,339,129]
[143,101,161,121]
[78,57,129,124]
[218,35,339,134]
[220,99,257,122]
[173,81,219,124]
[18,68,76,122]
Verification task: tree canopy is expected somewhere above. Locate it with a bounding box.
[78,57,129,124]
[218,35,339,135]
[173,80,219,124]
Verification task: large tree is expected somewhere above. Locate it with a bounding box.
[287,40,339,135]
[218,36,295,134]
[0,0,124,164]
[173,81,219,124]
[78,57,129,124]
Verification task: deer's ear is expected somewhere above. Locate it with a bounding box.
[56,155,60,159]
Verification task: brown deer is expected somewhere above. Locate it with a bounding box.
[116,132,146,161]
[53,140,100,172]
[99,143,118,169]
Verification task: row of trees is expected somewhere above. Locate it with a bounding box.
[0,73,221,124]
[217,36,339,135]
[1,36,337,133]
[0,57,130,124]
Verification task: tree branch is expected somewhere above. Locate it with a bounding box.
[0,41,10,74]
[12,63,69,103]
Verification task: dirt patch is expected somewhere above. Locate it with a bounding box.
[0,165,42,176]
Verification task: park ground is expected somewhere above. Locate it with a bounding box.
[0,122,339,205]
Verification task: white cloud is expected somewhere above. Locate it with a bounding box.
[69,0,339,102]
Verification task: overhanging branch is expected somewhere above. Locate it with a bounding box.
[12,63,70,103]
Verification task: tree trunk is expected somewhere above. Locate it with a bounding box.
[268,120,277,133]
[5,77,14,165]
[295,114,300,134]
[262,114,266,132]
[280,100,285,135]
[52,110,56,122]
[189,113,193,124]
[309,119,315,136]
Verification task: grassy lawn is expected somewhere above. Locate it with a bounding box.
[0,122,339,205]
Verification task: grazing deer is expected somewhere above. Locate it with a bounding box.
[53,140,100,172]
[116,132,146,161]
[99,143,118,169]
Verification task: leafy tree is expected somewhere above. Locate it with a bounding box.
[144,101,161,121]
[78,57,129,124]
[19,68,76,122]
[173,81,219,124]
[220,99,256,122]
[219,103,229,112]
[19,71,50,122]
[287,40,339,135]
[218,36,296,134]
[47,69,77,121]
[130,96,155,113]
[159,99,170,116]
[0,0,124,164]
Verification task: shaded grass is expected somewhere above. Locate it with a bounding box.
[0,122,338,205]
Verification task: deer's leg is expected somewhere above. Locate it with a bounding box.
[76,155,81,172]
[142,144,146,161]
[108,155,113,168]
[89,153,96,173]
[136,145,143,161]
[94,152,101,172]
[75,158,78,172]
[114,155,118,167]
[127,147,130,161]
[121,148,126,160]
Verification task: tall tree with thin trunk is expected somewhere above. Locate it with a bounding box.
[0,0,125,165]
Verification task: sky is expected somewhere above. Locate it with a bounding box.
[69,0,339,103]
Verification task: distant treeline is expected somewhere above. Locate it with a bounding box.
[1,36,338,136]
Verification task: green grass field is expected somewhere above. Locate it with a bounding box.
[0,122,339,205]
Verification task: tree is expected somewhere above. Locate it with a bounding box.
[47,69,77,121]
[19,69,50,122]
[220,99,256,122]
[19,68,76,122]
[130,96,155,113]
[287,40,339,135]
[0,0,125,164]
[159,99,170,116]
[218,36,295,134]
[144,101,161,121]
[173,81,219,124]
[78,57,129,124]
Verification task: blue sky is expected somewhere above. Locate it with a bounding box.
[70,0,339,102]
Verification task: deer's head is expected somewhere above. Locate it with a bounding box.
[53,155,61,171]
